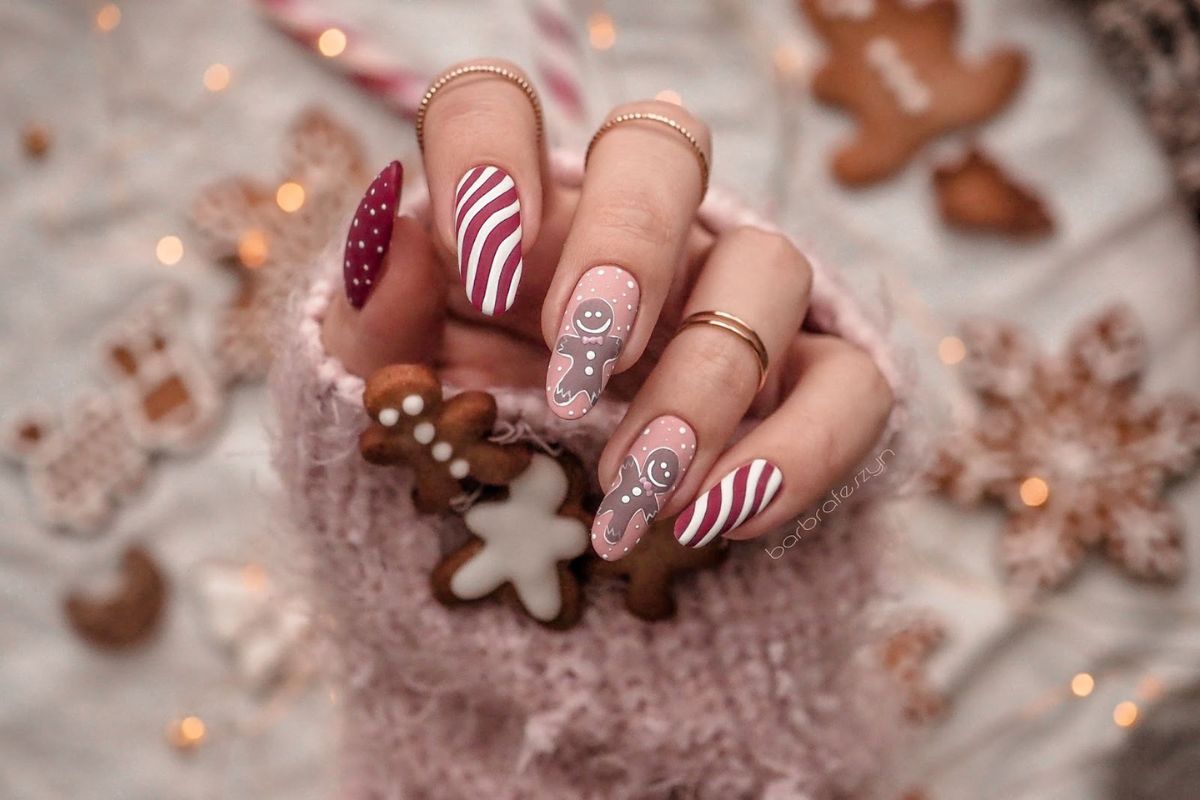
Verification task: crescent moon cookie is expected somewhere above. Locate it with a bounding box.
[360,364,533,513]
[801,0,1027,185]
[432,452,592,628]
[63,546,168,650]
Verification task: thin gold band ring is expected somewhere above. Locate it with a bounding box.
[676,310,769,391]
[415,65,544,153]
[585,112,710,197]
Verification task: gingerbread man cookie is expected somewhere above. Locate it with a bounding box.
[801,0,1027,185]
[360,364,532,512]
[590,516,727,621]
[432,452,591,627]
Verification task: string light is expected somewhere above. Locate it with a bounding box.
[155,236,184,266]
[166,715,207,750]
[1070,672,1094,697]
[938,335,966,365]
[1113,700,1138,728]
[237,229,269,268]
[1019,477,1050,507]
[655,89,682,106]
[772,45,806,79]
[275,181,305,213]
[317,28,347,58]
[588,12,616,50]
[203,63,231,92]
[242,563,268,592]
[95,4,121,33]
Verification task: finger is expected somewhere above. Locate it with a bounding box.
[675,334,894,548]
[590,227,811,560]
[543,99,712,419]
[421,59,546,316]
[323,162,446,377]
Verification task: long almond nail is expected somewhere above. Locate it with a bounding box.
[674,460,784,548]
[454,165,523,316]
[344,161,402,309]
[546,266,639,419]
[592,416,696,560]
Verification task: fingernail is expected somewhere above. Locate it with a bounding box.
[674,459,784,548]
[546,266,639,419]
[454,165,523,316]
[592,415,696,560]
[344,161,403,309]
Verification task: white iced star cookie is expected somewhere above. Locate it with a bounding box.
[432,452,590,627]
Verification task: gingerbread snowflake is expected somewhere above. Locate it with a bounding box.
[932,305,1200,594]
[190,108,369,382]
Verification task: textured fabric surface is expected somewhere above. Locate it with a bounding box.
[269,155,908,799]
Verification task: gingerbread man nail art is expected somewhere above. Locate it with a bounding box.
[546,266,639,419]
[359,364,532,512]
[592,415,696,560]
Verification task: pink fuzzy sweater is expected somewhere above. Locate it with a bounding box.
[270,154,910,799]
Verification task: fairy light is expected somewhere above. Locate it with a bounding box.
[242,563,268,592]
[166,715,207,750]
[655,89,683,106]
[237,229,269,268]
[1113,700,1139,728]
[772,45,806,79]
[317,27,347,58]
[275,181,305,213]
[588,12,616,50]
[1070,672,1094,697]
[203,63,231,92]
[155,236,183,266]
[1019,477,1050,507]
[96,4,121,32]
[938,336,966,365]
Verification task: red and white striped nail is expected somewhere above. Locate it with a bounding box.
[344,161,402,309]
[673,459,784,548]
[454,165,523,316]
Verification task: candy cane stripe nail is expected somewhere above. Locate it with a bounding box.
[454,165,523,316]
[675,459,783,548]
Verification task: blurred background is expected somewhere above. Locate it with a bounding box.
[2,0,1200,798]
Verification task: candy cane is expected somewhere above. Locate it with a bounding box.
[528,0,590,136]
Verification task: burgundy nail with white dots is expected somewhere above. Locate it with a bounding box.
[344,160,402,309]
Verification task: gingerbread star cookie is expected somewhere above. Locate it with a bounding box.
[801,0,1027,185]
[360,364,532,512]
[589,516,727,621]
[432,452,591,628]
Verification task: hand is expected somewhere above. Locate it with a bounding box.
[322,59,893,558]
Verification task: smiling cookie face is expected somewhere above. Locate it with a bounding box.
[644,448,680,491]
[573,298,615,335]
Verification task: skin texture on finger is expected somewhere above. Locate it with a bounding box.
[685,334,894,545]
[323,215,446,378]
[591,227,811,559]
[542,100,712,418]
[421,59,547,316]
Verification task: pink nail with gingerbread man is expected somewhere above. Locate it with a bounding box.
[546,265,639,419]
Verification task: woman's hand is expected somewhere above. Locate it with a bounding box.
[322,59,893,558]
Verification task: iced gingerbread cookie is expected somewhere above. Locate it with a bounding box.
[590,516,727,621]
[801,0,1027,185]
[432,452,592,628]
[360,364,532,512]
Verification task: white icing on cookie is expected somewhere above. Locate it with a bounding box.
[401,394,424,416]
[865,37,932,115]
[378,407,400,427]
[413,422,435,444]
[451,453,588,621]
[431,441,452,462]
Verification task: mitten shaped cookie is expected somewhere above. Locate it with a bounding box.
[432,451,591,628]
[801,0,1026,185]
[360,364,532,512]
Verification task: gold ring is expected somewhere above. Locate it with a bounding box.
[677,310,769,391]
[585,112,710,198]
[415,65,544,153]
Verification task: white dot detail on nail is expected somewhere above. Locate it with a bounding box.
[378,408,400,426]
[431,442,452,462]
[586,351,595,359]
[584,367,594,376]
[449,459,469,479]
[401,395,424,415]
[632,487,642,496]
[413,422,435,444]
[621,495,630,503]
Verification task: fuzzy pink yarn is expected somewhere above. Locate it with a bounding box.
[269,153,910,799]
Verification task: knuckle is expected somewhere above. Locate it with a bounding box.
[686,329,759,399]
[590,188,675,248]
[833,340,895,416]
[725,226,813,302]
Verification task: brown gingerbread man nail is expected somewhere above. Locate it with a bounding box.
[800,0,1027,185]
[589,515,727,621]
[360,364,532,512]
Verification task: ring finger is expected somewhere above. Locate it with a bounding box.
[542,99,712,420]
[590,226,813,560]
